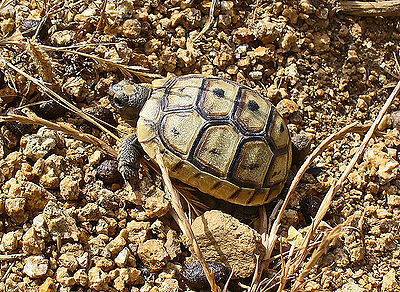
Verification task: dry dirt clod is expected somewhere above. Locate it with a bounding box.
[190,210,265,279]
[137,239,170,272]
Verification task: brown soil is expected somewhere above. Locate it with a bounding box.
[0,0,400,291]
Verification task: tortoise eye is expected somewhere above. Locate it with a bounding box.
[113,94,126,109]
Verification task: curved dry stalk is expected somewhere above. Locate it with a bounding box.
[154,151,220,292]
[38,44,162,80]
[249,123,371,292]
[0,114,118,157]
[192,0,218,42]
[290,217,352,291]
[289,79,400,290]
[2,60,121,142]
[265,123,369,259]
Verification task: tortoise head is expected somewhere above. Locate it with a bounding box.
[109,80,152,120]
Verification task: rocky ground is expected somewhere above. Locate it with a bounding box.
[0,0,400,291]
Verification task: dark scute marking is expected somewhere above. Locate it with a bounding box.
[245,163,260,170]
[171,127,180,136]
[246,188,263,205]
[209,148,222,155]
[211,181,223,190]
[228,189,241,199]
[171,161,185,172]
[248,100,260,111]
[280,123,285,132]
[194,172,204,179]
[213,88,225,98]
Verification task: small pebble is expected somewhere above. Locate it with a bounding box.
[382,268,398,291]
[39,278,57,292]
[388,195,400,206]
[291,133,312,164]
[88,267,110,290]
[122,19,141,38]
[23,255,49,279]
[83,106,117,128]
[19,19,48,39]
[249,71,263,80]
[60,175,80,200]
[391,111,400,130]
[20,127,62,160]
[276,99,302,124]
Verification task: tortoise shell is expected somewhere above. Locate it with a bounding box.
[137,75,291,206]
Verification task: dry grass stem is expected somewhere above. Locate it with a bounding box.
[155,152,220,292]
[94,0,108,34]
[2,60,121,142]
[265,122,369,260]
[338,0,400,16]
[0,0,12,11]
[291,217,353,291]
[38,44,162,80]
[0,114,118,157]
[0,254,24,261]
[223,268,235,292]
[291,78,400,276]
[251,122,372,291]
[192,0,218,42]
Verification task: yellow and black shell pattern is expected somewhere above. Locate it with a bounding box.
[137,75,291,206]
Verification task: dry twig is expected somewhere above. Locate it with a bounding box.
[264,123,370,260]
[154,151,220,292]
[2,60,121,142]
[192,0,218,42]
[338,0,400,17]
[0,254,24,261]
[0,114,118,157]
[291,217,353,291]
[289,78,400,290]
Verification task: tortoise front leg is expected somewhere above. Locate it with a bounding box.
[118,135,143,185]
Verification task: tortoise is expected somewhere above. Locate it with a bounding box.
[110,75,291,206]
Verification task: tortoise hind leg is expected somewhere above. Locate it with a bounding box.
[118,135,143,185]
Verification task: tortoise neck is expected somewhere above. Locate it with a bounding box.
[136,85,152,109]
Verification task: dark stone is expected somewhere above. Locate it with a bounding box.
[31,100,67,120]
[291,133,312,165]
[180,261,229,290]
[96,160,122,185]
[300,195,322,224]
[19,19,49,39]
[4,108,33,137]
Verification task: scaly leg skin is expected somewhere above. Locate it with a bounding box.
[118,135,143,185]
